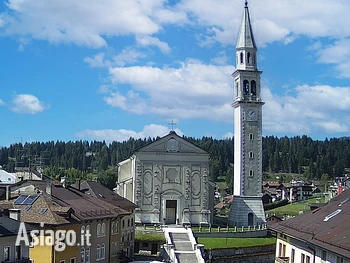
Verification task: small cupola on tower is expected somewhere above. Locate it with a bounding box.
[236,1,257,71]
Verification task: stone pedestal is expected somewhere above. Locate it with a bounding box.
[228,196,266,227]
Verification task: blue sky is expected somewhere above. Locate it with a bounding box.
[1,0,350,147]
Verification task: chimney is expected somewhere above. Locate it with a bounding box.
[6,185,11,201]
[9,209,21,221]
[46,182,52,196]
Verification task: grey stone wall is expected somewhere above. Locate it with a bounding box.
[205,244,276,263]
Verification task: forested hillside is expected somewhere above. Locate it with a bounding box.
[0,135,349,189]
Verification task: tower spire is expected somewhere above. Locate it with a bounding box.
[236,0,256,49]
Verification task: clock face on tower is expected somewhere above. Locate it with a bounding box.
[246,109,257,121]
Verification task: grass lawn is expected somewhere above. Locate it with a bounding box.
[197,237,276,249]
[136,233,165,242]
[268,196,326,217]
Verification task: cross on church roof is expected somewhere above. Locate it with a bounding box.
[245,0,248,7]
[168,120,177,131]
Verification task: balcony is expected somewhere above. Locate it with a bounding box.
[1,258,31,263]
[275,257,289,263]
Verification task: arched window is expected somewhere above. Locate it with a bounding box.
[249,170,254,177]
[240,52,244,64]
[80,248,85,263]
[101,223,106,236]
[101,243,106,259]
[115,221,119,233]
[251,80,257,95]
[96,245,101,260]
[249,151,254,159]
[243,80,249,95]
[111,222,115,234]
[249,133,254,141]
[247,52,251,64]
[97,223,101,237]
[81,226,85,244]
[248,212,254,226]
[122,219,125,229]
[85,247,90,263]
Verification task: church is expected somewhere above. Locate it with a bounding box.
[116,131,214,226]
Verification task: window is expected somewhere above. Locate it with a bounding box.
[131,218,134,226]
[86,225,90,237]
[15,245,21,260]
[321,250,327,261]
[111,221,115,234]
[80,248,85,263]
[249,170,254,177]
[306,256,310,263]
[4,246,10,261]
[247,52,251,64]
[249,133,254,141]
[97,223,101,236]
[249,151,254,159]
[85,248,90,263]
[39,208,48,215]
[251,80,256,95]
[97,245,101,260]
[81,226,85,244]
[301,253,305,263]
[122,219,125,229]
[101,244,105,259]
[101,223,106,236]
[240,52,244,63]
[70,258,76,263]
[243,80,249,94]
[115,221,119,233]
[291,248,295,263]
[60,261,65,263]
[337,256,344,263]
[128,219,130,227]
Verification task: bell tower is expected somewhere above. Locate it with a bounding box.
[228,1,266,227]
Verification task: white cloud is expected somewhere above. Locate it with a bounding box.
[262,85,350,135]
[315,39,350,78]
[136,35,171,54]
[75,124,183,143]
[105,59,234,120]
[113,47,147,67]
[2,0,161,48]
[1,0,350,49]
[11,94,46,114]
[84,53,109,68]
[222,132,233,139]
[0,99,4,105]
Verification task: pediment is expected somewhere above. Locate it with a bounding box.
[136,132,208,154]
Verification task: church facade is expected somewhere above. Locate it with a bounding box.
[116,131,214,226]
[228,1,266,227]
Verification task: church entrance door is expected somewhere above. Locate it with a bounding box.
[166,200,177,224]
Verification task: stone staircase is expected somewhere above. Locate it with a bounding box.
[163,226,205,263]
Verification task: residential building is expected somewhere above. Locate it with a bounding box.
[0,215,35,263]
[270,189,350,263]
[0,179,134,263]
[79,180,137,261]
